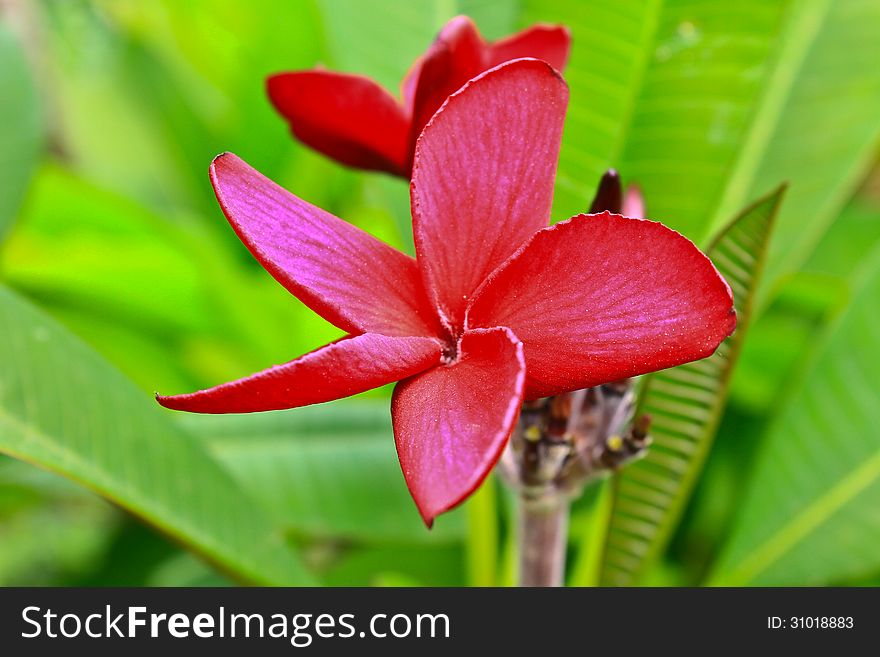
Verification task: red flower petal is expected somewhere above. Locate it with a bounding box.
[210,153,439,338]
[157,334,441,413]
[406,16,485,147]
[488,24,571,72]
[392,327,525,526]
[267,71,409,176]
[405,17,572,151]
[467,213,736,399]
[411,59,568,329]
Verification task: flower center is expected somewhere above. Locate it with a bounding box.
[440,331,460,365]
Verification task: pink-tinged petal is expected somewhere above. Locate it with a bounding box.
[392,327,525,526]
[467,212,736,399]
[488,24,571,72]
[406,16,485,146]
[267,70,409,176]
[210,153,440,338]
[411,59,568,329]
[623,184,646,219]
[405,18,572,146]
[400,57,425,117]
[158,334,441,413]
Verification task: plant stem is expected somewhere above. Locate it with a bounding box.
[518,493,570,587]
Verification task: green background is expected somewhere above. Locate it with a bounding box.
[1,0,878,586]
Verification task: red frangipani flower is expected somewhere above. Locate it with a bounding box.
[266,15,570,177]
[158,59,735,526]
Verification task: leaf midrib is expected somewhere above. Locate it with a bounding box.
[607,0,665,168]
[707,0,830,238]
[0,407,296,586]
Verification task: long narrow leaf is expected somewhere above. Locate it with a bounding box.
[709,0,880,302]
[520,0,787,230]
[182,404,466,544]
[709,244,880,585]
[0,285,311,585]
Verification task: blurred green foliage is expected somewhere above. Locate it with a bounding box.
[0,0,878,586]
[0,23,42,240]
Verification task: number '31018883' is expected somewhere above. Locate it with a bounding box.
[768,617,854,629]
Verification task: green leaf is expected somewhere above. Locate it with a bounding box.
[318,0,443,90]
[464,477,499,586]
[2,165,215,336]
[181,403,466,544]
[1,164,341,393]
[567,478,614,586]
[0,499,114,586]
[459,0,521,39]
[0,456,117,586]
[96,0,330,213]
[37,1,193,211]
[39,0,324,217]
[520,0,788,229]
[0,24,43,240]
[0,285,311,585]
[317,0,520,92]
[521,0,880,296]
[800,199,880,282]
[709,243,880,585]
[596,186,786,586]
[147,552,231,587]
[710,0,880,302]
[323,544,464,587]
